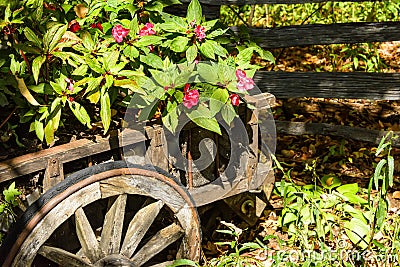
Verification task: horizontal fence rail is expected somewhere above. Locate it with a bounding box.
[238,22,400,48]
[254,72,400,100]
[181,0,376,5]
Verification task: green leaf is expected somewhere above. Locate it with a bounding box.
[100,90,111,133]
[197,63,218,84]
[34,119,44,141]
[321,175,341,190]
[15,76,41,106]
[207,28,228,38]
[186,106,221,134]
[44,24,68,52]
[168,259,198,267]
[81,31,95,51]
[136,35,164,47]
[192,117,221,135]
[68,101,91,128]
[28,83,52,94]
[32,55,46,84]
[105,74,114,89]
[3,182,21,205]
[170,36,189,52]
[85,57,105,74]
[375,198,388,230]
[342,204,366,222]
[0,92,8,107]
[186,44,198,63]
[221,104,236,126]
[149,69,173,87]
[374,159,387,190]
[199,41,215,59]
[123,45,139,59]
[207,40,227,57]
[44,119,55,144]
[140,53,164,69]
[162,108,179,133]
[282,212,297,225]
[336,183,358,195]
[388,155,394,187]
[104,50,119,71]
[24,27,42,47]
[50,81,64,95]
[237,47,255,63]
[344,218,370,249]
[342,193,368,205]
[114,79,145,94]
[210,88,229,116]
[186,0,202,23]
[72,64,88,76]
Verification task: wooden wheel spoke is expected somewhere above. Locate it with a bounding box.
[38,245,91,267]
[120,200,164,258]
[75,207,101,262]
[99,194,127,254]
[130,223,184,266]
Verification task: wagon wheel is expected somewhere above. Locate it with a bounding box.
[0,161,201,267]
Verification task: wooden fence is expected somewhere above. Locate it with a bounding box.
[175,0,400,145]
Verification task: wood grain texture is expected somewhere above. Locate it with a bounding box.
[120,200,164,258]
[0,128,145,183]
[276,121,400,147]
[130,223,183,266]
[180,0,373,5]
[75,207,102,262]
[38,246,91,267]
[99,194,127,255]
[233,22,400,48]
[254,71,400,100]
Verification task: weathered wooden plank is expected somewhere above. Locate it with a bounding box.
[254,71,400,100]
[43,158,64,192]
[234,22,400,48]
[99,194,127,255]
[120,200,164,258]
[75,207,102,262]
[145,126,169,171]
[275,121,400,147]
[180,0,375,5]
[130,223,184,266]
[0,128,145,183]
[38,246,91,267]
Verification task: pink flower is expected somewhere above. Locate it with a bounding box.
[65,78,75,92]
[148,44,154,52]
[235,69,255,91]
[230,94,240,106]
[139,23,156,36]
[69,22,80,33]
[236,69,247,80]
[184,83,190,94]
[190,19,196,28]
[194,25,206,41]
[236,77,254,91]
[112,24,130,43]
[183,89,199,109]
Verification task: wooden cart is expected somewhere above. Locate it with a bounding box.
[0,93,275,267]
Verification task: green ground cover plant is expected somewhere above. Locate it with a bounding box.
[0,182,21,246]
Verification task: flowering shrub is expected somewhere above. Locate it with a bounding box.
[0,0,274,145]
